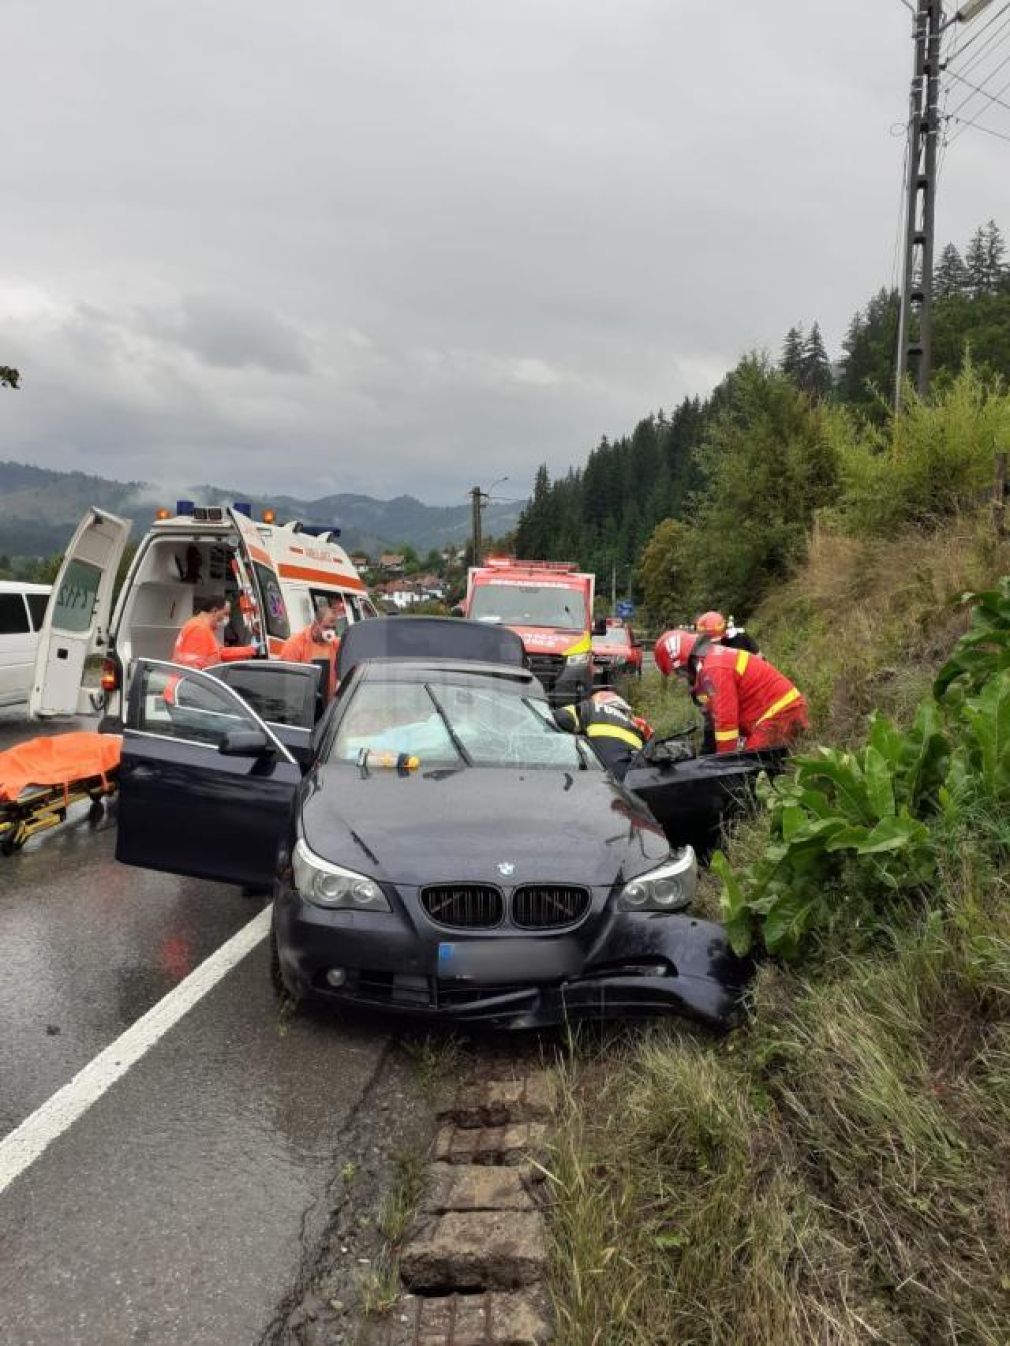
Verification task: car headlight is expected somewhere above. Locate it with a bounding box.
[566,652,591,667]
[618,847,697,912]
[293,837,390,911]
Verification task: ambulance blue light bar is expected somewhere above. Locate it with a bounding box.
[176,500,195,516]
[233,501,252,517]
[297,524,342,539]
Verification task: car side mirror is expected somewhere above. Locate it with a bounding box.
[592,617,607,636]
[219,728,274,757]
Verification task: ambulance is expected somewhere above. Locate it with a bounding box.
[29,501,377,723]
[462,556,595,705]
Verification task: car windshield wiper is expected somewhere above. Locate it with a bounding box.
[425,686,473,766]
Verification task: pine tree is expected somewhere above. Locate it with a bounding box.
[934,243,969,300]
[965,226,989,298]
[983,219,1006,293]
[780,326,805,381]
[799,322,833,398]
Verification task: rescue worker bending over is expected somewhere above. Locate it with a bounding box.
[554,690,650,781]
[279,599,342,697]
[695,610,760,655]
[172,594,258,669]
[655,629,808,754]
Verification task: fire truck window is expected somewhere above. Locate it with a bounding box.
[253,564,290,640]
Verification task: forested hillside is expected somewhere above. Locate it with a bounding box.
[516,219,1010,623]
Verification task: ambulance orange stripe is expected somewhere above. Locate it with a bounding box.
[247,543,273,567]
[277,563,367,591]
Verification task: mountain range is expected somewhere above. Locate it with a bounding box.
[0,461,525,559]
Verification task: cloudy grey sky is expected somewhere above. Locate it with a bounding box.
[3,0,1010,505]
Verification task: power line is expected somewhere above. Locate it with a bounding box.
[945,63,1010,112]
[946,44,1010,119]
[945,1,1010,67]
[948,110,1010,141]
[944,13,1010,87]
[948,71,1010,140]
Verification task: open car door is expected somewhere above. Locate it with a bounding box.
[115,659,304,888]
[29,508,131,719]
[205,659,325,768]
[624,738,787,861]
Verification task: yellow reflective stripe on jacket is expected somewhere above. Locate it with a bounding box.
[755,687,801,725]
[586,723,644,749]
[715,728,740,743]
[557,704,580,727]
[734,649,751,675]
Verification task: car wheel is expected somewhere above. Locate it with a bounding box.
[269,921,304,1012]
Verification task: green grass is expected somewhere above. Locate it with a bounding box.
[547,870,1010,1345]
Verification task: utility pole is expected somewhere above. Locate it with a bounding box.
[470,486,484,568]
[895,0,940,405]
[895,0,997,406]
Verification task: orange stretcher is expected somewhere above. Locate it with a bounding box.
[0,732,122,855]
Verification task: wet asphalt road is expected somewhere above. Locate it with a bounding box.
[0,708,395,1345]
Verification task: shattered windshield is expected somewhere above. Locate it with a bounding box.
[329,678,594,770]
[470,583,585,630]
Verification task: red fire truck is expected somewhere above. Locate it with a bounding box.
[463,557,595,705]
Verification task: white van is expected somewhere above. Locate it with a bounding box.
[0,581,52,708]
[29,502,377,723]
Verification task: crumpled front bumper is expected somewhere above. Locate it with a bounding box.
[274,890,752,1030]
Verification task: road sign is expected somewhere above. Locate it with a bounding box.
[616,600,635,618]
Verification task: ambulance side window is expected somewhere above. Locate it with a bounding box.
[360,598,379,619]
[253,564,290,640]
[310,589,349,634]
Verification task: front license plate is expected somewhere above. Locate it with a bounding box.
[437,938,578,984]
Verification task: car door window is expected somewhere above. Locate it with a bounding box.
[207,662,319,729]
[0,594,30,635]
[133,662,267,748]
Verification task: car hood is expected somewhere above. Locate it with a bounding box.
[299,764,670,887]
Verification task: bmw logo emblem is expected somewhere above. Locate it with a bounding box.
[497,861,516,877]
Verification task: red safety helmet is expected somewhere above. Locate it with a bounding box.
[695,610,727,639]
[654,629,699,677]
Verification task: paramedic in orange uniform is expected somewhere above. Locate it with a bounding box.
[171,595,258,669]
[279,599,343,697]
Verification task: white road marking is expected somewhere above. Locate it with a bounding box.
[0,905,271,1198]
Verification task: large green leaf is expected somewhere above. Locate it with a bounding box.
[795,753,873,824]
[763,889,820,959]
[862,745,896,820]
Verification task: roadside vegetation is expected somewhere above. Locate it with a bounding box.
[546,324,1010,1342]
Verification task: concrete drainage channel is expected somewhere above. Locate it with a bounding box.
[364,1068,557,1346]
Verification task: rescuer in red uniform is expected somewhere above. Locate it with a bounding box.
[694,610,761,655]
[654,629,808,754]
[171,595,259,668]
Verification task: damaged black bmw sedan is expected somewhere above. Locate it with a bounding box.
[114,618,752,1028]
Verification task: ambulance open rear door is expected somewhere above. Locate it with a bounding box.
[29,508,131,719]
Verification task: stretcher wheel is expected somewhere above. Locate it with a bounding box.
[88,800,105,826]
[1,827,24,857]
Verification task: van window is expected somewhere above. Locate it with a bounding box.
[53,560,102,633]
[309,589,350,633]
[253,563,290,640]
[360,598,379,619]
[26,593,49,629]
[0,594,30,635]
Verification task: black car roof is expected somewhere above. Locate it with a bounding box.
[356,658,538,691]
[337,615,526,683]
